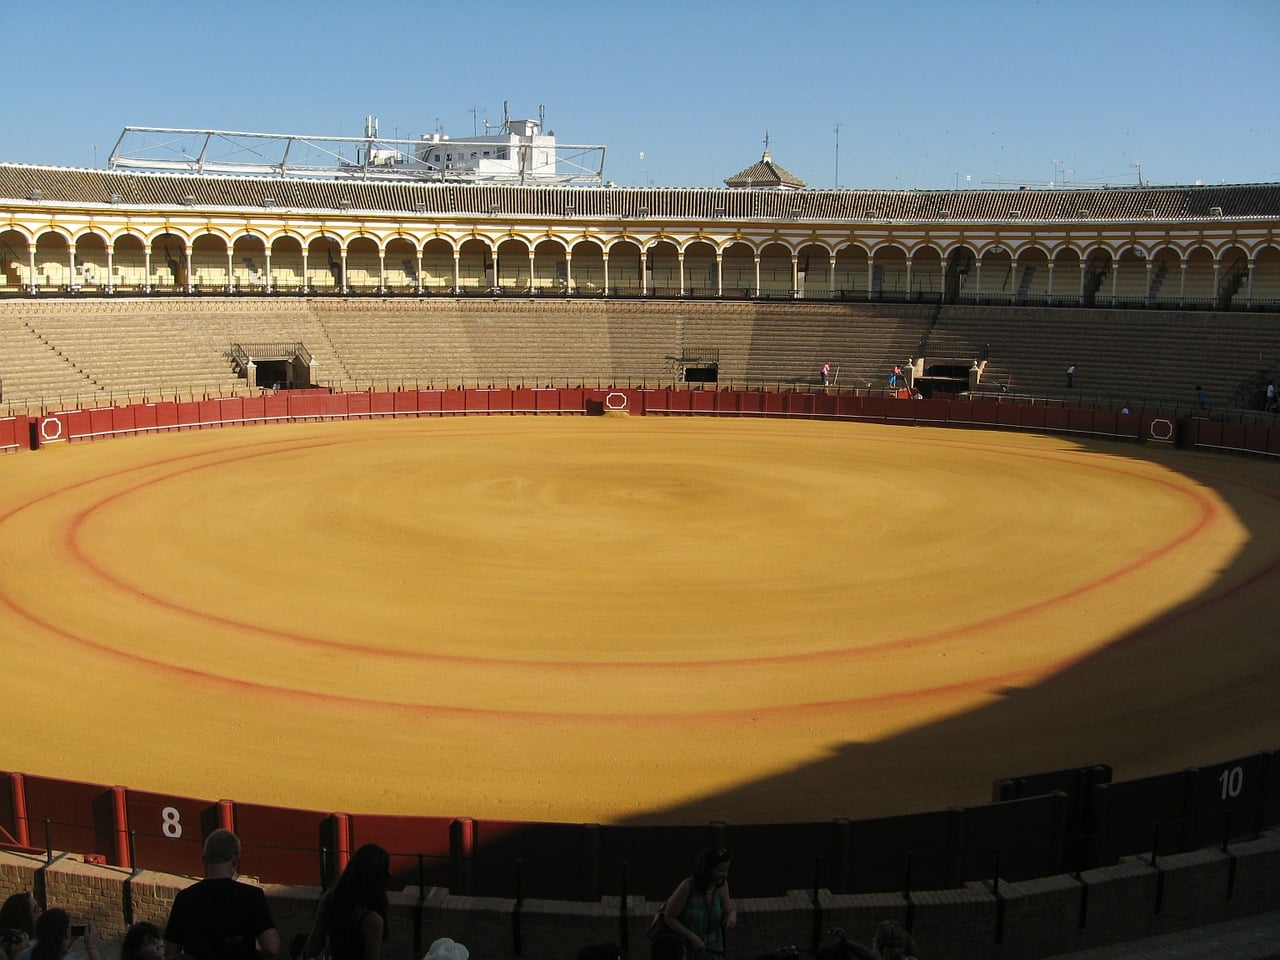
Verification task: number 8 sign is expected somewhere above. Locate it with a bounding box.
[125,791,213,876]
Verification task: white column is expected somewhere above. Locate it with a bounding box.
[301,248,309,293]
[378,252,386,293]
[754,256,761,298]
[791,255,800,299]
[716,254,724,299]
[264,249,272,293]
[1179,261,1187,307]
[866,259,875,300]
[565,253,573,295]
[1046,261,1055,301]
[226,248,234,294]
[453,251,460,293]
[106,244,114,294]
[339,249,347,293]
[827,255,836,298]
[678,251,685,297]
[527,251,535,292]
[416,250,423,295]
[28,248,36,292]
[905,258,913,302]
[1144,260,1154,306]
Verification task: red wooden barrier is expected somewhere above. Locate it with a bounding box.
[86,408,113,440]
[347,814,453,891]
[230,801,334,886]
[124,788,217,878]
[0,417,23,452]
[20,774,115,862]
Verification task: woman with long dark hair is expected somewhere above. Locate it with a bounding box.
[302,843,391,960]
[25,910,99,960]
[0,893,39,960]
[660,845,737,960]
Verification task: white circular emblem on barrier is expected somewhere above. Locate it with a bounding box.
[40,417,63,441]
[1149,418,1174,441]
[604,392,628,411]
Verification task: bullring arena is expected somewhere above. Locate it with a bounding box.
[1,411,1278,828]
[0,139,1278,956]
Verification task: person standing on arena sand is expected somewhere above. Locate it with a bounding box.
[164,829,281,960]
[661,845,737,960]
[301,843,390,960]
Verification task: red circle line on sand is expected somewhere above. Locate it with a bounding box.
[37,424,1218,677]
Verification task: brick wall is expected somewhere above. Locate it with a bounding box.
[1,830,1275,960]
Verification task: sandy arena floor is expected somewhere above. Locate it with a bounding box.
[0,415,1276,825]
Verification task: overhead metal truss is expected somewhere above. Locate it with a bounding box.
[108,126,608,185]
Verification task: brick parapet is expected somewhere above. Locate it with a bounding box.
[0,830,1274,960]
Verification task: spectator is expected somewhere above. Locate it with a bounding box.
[1265,380,1277,412]
[1066,364,1076,389]
[21,910,99,960]
[0,894,40,960]
[422,939,468,960]
[871,920,919,960]
[164,829,281,960]
[821,362,831,387]
[302,843,390,960]
[661,845,737,960]
[1194,385,1208,412]
[121,923,164,960]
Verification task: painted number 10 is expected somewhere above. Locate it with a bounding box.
[1218,767,1244,800]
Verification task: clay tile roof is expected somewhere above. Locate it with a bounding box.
[724,151,807,190]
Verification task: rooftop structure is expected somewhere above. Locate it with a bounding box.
[107,108,607,185]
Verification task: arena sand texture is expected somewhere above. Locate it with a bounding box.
[0,416,1276,826]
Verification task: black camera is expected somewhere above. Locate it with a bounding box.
[70,925,87,937]
[0,931,26,947]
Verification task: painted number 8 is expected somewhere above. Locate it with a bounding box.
[161,806,183,839]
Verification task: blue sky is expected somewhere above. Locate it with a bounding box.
[5,0,1277,190]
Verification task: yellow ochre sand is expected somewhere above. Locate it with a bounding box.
[0,416,1276,825]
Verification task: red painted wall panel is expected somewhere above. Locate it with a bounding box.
[198,400,223,426]
[393,391,421,414]
[1067,409,1095,432]
[859,396,886,420]
[176,401,201,427]
[1043,408,1070,431]
[1221,423,1247,449]
[968,401,998,424]
[125,789,217,878]
[1021,405,1047,429]
[232,801,332,886]
[21,775,114,863]
[88,408,114,439]
[0,418,20,452]
[348,814,454,891]
[262,395,290,421]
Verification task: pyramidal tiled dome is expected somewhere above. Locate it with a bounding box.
[724,150,806,190]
